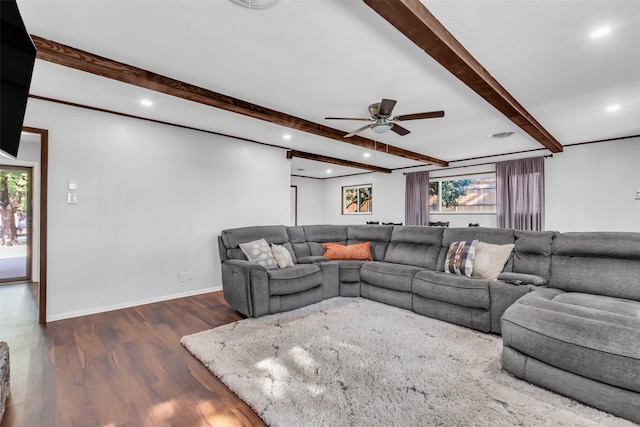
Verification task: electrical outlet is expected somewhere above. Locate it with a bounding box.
[187,270,194,281]
[179,272,187,282]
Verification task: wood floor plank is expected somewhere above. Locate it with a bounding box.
[0,284,266,427]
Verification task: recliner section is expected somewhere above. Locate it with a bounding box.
[501,232,640,423]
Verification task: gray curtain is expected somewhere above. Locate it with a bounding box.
[496,157,545,231]
[405,171,430,226]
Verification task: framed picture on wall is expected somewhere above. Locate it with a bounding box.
[342,184,372,215]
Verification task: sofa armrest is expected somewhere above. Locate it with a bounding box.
[497,272,548,286]
[221,260,269,317]
[489,280,540,334]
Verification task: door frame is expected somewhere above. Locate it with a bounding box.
[0,165,33,284]
[21,126,48,324]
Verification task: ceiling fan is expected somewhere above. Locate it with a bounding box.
[325,99,444,138]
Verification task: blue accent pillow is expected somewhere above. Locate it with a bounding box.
[444,240,478,277]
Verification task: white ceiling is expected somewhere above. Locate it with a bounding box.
[17,0,640,179]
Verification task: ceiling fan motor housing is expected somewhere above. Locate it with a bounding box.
[368,103,381,118]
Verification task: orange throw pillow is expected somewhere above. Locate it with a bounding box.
[322,242,373,261]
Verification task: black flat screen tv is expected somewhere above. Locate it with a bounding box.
[1,0,36,158]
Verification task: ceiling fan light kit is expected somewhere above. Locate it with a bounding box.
[373,122,392,134]
[326,98,444,138]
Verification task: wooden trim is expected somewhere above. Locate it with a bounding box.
[32,35,448,167]
[287,150,392,174]
[21,126,48,324]
[363,0,563,153]
[563,134,640,148]
[290,185,298,226]
[29,94,288,151]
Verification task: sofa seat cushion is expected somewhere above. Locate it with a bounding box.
[553,292,640,318]
[267,264,322,296]
[412,270,491,310]
[360,261,422,292]
[502,288,640,393]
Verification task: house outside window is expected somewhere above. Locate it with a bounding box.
[429,174,496,213]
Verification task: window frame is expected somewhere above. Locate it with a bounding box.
[341,184,373,215]
[429,172,497,215]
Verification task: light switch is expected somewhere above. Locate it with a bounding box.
[68,180,77,191]
[67,192,77,204]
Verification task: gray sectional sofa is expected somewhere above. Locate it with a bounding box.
[218,224,640,423]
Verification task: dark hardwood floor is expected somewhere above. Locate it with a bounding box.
[0,283,266,427]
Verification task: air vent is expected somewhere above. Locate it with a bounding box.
[489,131,516,139]
[230,0,281,9]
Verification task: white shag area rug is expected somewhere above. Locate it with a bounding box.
[181,297,636,427]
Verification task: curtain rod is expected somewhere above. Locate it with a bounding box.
[402,154,553,175]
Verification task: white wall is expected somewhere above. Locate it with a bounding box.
[321,172,405,225]
[25,99,291,321]
[545,138,640,232]
[291,176,325,225]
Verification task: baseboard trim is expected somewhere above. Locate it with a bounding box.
[46,286,223,322]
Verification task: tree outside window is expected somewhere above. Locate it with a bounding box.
[342,184,372,215]
[0,171,28,246]
[430,175,496,212]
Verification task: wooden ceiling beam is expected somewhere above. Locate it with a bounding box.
[31,35,449,167]
[363,0,563,153]
[286,150,392,174]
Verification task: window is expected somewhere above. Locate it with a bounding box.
[429,174,496,213]
[342,184,372,215]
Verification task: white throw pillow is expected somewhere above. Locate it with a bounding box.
[239,239,278,269]
[271,244,294,268]
[472,241,515,279]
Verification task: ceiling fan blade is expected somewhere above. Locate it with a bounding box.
[391,123,411,136]
[345,124,375,138]
[394,110,445,121]
[325,117,373,121]
[378,99,397,116]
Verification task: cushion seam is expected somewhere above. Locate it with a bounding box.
[413,275,489,290]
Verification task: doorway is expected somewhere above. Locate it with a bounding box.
[0,166,32,283]
[1,126,48,324]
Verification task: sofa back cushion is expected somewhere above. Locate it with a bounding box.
[383,226,443,269]
[347,225,394,261]
[220,225,290,262]
[286,226,310,257]
[286,225,348,259]
[437,228,515,272]
[512,230,555,279]
[550,232,640,301]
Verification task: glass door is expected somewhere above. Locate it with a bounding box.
[0,166,32,283]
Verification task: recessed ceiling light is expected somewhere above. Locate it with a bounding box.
[590,26,611,39]
[283,134,292,140]
[140,99,153,107]
[606,104,621,112]
[489,131,516,139]
[363,152,371,158]
[326,169,332,174]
